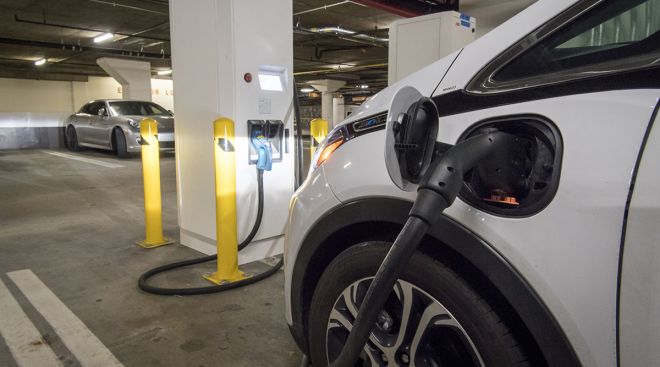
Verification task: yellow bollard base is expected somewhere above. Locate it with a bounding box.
[203,270,251,285]
[136,237,175,249]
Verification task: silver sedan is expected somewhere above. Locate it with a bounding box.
[64,99,175,157]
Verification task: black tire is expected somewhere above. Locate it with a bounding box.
[65,125,81,151]
[113,128,129,158]
[308,242,531,367]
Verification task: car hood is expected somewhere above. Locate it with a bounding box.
[123,115,174,130]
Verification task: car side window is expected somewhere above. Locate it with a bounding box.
[87,102,104,116]
[495,0,659,82]
[80,103,92,114]
[468,0,660,93]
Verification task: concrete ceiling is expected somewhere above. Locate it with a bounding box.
[0,0,171,81]
[0,0,534,99]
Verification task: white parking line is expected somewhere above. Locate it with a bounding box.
[0,277,63,367]
[42,150,124,169]
[8,270,124,367]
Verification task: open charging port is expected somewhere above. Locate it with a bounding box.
[457,115,563,217]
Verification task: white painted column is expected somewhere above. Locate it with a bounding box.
[97,57,152,100]
[309,79,345,124]
[332,96,345,127]
[322,92,333,122]
[170,0,294,263]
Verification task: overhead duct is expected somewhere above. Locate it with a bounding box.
[0,37,170,60]
[295,25,388,46]
[13,15,169,43]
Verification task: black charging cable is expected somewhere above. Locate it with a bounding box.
[330,131,516,366]
[138,168,284,296]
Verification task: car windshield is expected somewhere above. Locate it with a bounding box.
[108,101,170,116]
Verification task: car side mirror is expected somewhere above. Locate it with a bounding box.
[98,108,107,117]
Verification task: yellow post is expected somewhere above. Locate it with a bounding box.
[203,118,248,284]
[137,118,173,248]
[310,118,329,160]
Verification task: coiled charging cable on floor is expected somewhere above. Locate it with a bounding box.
[138,169,283,296]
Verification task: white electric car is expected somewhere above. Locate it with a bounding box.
[285,0,659,366]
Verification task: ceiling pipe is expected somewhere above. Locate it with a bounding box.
[293,0,352,16]
[0,37,171,60]
[294,25,387,47]
[311,45,379,60]
[14,15,170,42]
[349,0,423,17]
[294,62,387,76]
[88,0,168,15]
[295,56,375,64]
[351,0,458,17]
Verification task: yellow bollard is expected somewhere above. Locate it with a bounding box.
[137,118,173,248]
[310,118,329,160]
[203,118,249,285]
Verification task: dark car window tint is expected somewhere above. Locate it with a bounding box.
[87,102,104,115]
[81,102,103,115]
[494,0,660,82]
[108,102,169,116]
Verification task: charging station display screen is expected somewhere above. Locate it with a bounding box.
[258,74,283,91]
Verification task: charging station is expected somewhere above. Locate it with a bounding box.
[169,0,294,264]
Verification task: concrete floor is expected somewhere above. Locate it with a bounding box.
[0,149,302,367]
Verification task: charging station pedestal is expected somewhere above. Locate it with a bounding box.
[169,0,294,264]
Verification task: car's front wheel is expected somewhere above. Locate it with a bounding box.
[65,125,81,152]
[308,242,532,367]
[113,128,129,158]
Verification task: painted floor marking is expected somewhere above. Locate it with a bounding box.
[0,277,63,367]
[42,150,124,168]
[8,269,124,367]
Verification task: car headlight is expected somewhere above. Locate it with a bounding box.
[310,126,345,174]
[308,112,388,176]
[127,119,139,129]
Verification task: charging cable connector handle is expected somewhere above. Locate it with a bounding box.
[253,134,273,171]
[330,131,516,367]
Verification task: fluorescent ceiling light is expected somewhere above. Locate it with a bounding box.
[34,58,46,66]
[300,87,314,93]
[359,84,369,89]
[94,33,114,43]
[157,69,172,76]
[258,73,283,92]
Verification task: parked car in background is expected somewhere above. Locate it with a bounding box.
[64,99,175,157]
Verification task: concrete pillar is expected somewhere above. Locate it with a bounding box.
[332,96,345,127]
[321,93,333,123]
[97,57,152,100]
[309,79,345,124]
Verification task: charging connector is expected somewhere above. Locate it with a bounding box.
[330,131,517,366]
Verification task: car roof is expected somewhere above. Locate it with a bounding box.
[86,99,156,103]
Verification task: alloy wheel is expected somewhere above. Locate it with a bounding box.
[326,278,485,367]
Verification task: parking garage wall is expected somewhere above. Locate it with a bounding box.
[0,77,174,150]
